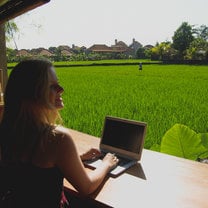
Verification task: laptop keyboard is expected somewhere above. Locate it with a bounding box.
[84,152,137,176]
[100,152,132,166]
[117,156,131,166]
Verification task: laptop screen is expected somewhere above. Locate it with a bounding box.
[100,116,147,159]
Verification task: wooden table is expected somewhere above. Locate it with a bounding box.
[64,129,208,208]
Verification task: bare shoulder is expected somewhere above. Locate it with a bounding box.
[53,125,76,152]
[53,126,80,170]
[54,125,72,138]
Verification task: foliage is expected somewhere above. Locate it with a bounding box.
[6,48,17,62]
[144,48,151,59]
[185,38,208,60]
[172,22,194,57]
[5,21,19,43]
[160,124,208,160]
[150,41,177,61]
[136,47,146,59]
[149,22,208,61]
[193,24,208,41]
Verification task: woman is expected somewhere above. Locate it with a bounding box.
[0,58,119,208]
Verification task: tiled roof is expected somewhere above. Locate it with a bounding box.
[88,44,112,52]
[111,45,129,52]
[61,50,72,56]
[16,49,31,56]
[39,49,54,56]
[88,44,131,53]
[116,41,128,47]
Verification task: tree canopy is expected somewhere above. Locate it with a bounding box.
[172,22,194,56]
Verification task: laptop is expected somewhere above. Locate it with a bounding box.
[84,116,147,177]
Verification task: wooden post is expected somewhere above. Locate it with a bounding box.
[0,68,3,104]
[0,23,8,91]
[0,68,3,120]
[0,24,6,120]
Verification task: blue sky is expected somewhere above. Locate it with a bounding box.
[9,0,208,50]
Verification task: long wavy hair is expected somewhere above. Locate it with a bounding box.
[0,58,62,162]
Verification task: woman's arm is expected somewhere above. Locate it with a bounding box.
[55,126,118,196]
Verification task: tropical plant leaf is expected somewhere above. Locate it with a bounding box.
[200,133,208,149]
[150,143,161,152]
[160,124,207,160]
[198,133,208,159]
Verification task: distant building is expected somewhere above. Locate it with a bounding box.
[88,44,112,53]
[129,38,143,53]
[14,38,149,60]
[61,49,73,57]
[16,49,31,57]
[39,49,54,57]
[111,39,130,53]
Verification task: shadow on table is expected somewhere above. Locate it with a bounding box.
[126,163,146,180]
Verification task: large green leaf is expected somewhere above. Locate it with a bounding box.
[198,133,208,158]
[160,124,207,160]
[150,143,161,152]
[201,133,208,149]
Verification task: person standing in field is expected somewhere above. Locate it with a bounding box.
[139,62,143,71]
[0,58,119,208]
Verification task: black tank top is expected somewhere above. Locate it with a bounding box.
[0,162,69,208]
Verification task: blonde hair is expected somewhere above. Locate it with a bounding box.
[0,58,62,161]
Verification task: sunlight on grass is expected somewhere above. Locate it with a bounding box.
[56,64,208,149]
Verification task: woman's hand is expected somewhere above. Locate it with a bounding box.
[80,148,102,161]
[102,153,119,170]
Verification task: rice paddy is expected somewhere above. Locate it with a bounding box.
[55,64,208,149]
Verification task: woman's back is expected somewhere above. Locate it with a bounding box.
[0,162,65,208]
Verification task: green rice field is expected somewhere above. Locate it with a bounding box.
[55,64,208,149]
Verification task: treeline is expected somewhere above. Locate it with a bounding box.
[6,22,208,63]
[149,22,208,62]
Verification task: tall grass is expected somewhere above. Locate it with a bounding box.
[56,64,208,149]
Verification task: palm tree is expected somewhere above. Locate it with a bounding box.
[5,20,19,49]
